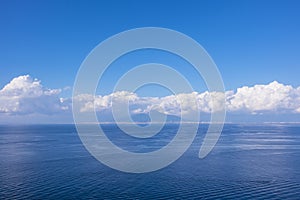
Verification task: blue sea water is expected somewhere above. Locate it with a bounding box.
[1,124,300,199]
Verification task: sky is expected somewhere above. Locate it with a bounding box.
[0,0,300,123]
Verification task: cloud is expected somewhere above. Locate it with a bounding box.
[0,75,69,114]
[74,81,300,116]
[1,75,300,121]
[75,81,300,117]
[74,91,139,113]
[226,81,300,113]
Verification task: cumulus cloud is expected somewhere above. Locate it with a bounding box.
[75,81,300,117]
[74,91,139,113]
[1,75,300,120]
[226,81,300,113]
[0,75,69,114]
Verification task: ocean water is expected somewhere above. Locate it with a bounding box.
[1,124,300,199]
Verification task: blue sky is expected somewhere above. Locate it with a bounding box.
[0,0,300,123]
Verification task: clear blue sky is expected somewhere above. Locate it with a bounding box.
[1,0,300,94]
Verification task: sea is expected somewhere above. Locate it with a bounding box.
[1,124,300,199]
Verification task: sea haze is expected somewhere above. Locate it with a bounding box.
[1,124,300,199]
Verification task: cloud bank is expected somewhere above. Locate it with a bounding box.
[1,75,300,122]
[0,75,69,114]
[75,81,300,116]
[226,81,300,113]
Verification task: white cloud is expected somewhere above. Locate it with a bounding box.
[226,81,300,113]
[1,76,300,120]
[75,81,300,116]
[0,75,69,114]
[74,91,138,112]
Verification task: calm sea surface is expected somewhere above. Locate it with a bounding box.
[1,124,300,199]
